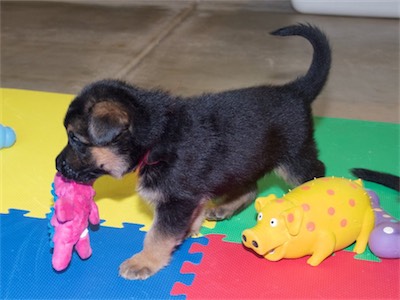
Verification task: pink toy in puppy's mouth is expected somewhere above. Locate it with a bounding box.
[49,173,100,271]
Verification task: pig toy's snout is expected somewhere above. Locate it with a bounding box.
[242,234,246,242]
[242,229,260,250]
[252,240,259,248]
[243,234,259,248]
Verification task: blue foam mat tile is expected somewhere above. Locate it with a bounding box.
[170,237,209,288]
[1,209,208,299]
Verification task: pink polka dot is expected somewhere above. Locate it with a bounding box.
[328,207,335,216]
[302,203,310,211]
[322,178,331,181]
[349,199,356,207]
[307,222,316,232]
[276,199,284,203]
[340,219,347,227]
[350,183,358,189]
[287,213,294,223]
[327,189,335,196]
[301,186,311,191]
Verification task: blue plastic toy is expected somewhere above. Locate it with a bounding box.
[0,124,16,149]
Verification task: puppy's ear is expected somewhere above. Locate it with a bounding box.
[88,101,130,145]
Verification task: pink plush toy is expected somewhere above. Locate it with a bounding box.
[49,173,100,271]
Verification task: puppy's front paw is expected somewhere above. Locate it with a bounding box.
[119,253,156,280]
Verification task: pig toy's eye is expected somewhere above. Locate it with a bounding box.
[257,212,263,221]
[270,218,278,227]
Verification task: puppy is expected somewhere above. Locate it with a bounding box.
[56,23,331,280]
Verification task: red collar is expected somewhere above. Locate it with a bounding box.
[137,151,160,173]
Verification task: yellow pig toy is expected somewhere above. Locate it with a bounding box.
[242,177,374,266]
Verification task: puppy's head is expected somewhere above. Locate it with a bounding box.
[56,81,147,183]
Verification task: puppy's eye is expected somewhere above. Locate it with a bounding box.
[68,132,81,144]
[68,132,89,149]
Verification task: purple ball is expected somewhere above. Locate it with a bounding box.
[369,222,400,259]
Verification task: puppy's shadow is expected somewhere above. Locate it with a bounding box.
[93,172,139,202]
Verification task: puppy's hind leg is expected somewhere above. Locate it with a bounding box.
[119,197,200,280]
[276,152,325,187]
[206,183,258,221]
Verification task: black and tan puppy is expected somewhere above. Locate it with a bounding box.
[56,24,331,280]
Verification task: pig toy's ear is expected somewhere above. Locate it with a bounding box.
[282,206,304,236]
[255,194,277,212]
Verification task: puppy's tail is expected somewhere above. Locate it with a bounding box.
[271,23,331,104]
[351,168,400,191]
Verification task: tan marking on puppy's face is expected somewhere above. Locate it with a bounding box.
[91,101,130,124]
[91,147,128,178]
[89,101,131,145]
[67,124,75,132]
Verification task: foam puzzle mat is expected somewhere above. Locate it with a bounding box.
[1,88,399,299]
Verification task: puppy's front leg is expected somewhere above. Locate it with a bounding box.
[119,225,177,280]
[119,199,197,280]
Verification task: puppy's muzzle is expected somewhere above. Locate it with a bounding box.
[55,153,78,180]
[56,153,104,183]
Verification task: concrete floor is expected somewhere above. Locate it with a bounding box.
[1,0,399,122]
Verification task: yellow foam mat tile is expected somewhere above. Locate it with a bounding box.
[1,88,71,217]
